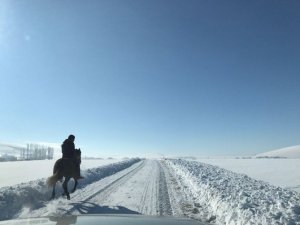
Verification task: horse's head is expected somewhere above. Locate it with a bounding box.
[74,149,81,164]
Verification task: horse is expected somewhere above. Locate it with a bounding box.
[47,149,83,200]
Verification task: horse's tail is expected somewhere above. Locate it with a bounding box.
[47,158,63,187]
[47,171,60,187]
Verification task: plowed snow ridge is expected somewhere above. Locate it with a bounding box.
[166,159,300,224]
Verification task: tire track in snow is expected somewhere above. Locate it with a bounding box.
[70,159,173,216]
[157,160,173,216]
[66,160,146,214]
[19,160,145,218]
[86,159,160,215]
[138,163,155,214]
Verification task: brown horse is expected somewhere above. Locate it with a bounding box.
[47,149,83,200]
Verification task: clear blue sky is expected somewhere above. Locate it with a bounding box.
[0,0,300,157]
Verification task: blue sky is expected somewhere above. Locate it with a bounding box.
[0,0,300,157]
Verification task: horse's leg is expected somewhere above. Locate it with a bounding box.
[71,179,78,193]
[61,178,66,196]
[51,183,56,200]
[63,178,71,200]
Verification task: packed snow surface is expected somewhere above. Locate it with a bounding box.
[1,158,300,225]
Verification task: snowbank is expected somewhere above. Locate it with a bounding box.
[166,159,300,225]
[0,158,141,221]
[196,158,300,193]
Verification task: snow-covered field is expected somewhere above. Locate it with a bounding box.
[0,158,300,224]
[197,158,300,193]
[0,158,123,188]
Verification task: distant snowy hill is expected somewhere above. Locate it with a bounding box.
[255,145,300,159]
[0,143,20,156]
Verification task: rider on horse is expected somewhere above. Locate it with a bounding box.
[48,135,83,200]
[62,134,83,179]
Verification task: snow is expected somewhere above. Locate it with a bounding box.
[0,158,141,221]
[15,159,171,219]
[255,145,300,158]
[0,158,300,224]
[166,159,300,225]
[0,158,123,188]
[196,158,300,193]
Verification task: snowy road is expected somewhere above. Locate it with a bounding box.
[19,159,174,218]
[1,158,300,224]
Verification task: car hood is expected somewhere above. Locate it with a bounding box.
[0,214,207,225]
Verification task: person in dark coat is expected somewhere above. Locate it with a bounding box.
[62,134,76,159]
[62,134,83,178]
